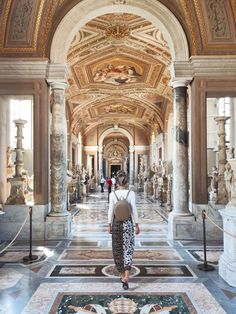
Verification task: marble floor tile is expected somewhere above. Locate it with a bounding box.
[186,249,223,265]
[0,191,235,313]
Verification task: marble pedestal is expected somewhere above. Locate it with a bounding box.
[219,206,236,287]
[0,205,48,240]
[45,213,72,240]
[168,212,195,239]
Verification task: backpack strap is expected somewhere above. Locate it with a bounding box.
[113,190,119,201]
[125,189,131,200]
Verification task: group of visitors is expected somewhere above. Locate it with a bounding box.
[100,175,116,193]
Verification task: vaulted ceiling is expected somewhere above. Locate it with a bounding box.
[0,0,235,139]
[66,13,172,136]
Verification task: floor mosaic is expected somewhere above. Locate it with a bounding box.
[47,264,195,278]
[22,282,226,314]
[58,248,182,262]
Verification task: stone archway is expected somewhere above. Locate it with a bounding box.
[47,0,192,239]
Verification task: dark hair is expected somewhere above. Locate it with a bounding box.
[116,170,128,186]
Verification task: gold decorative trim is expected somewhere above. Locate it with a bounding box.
[41,0,58,56]
[192,0,207,47]
[230,0,236,21]
[182,0,197,55]
[33,0,46,51]
[0,0,13,49]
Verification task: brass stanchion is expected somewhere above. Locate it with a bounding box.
[23,206,39,262]
[197,209,215,271]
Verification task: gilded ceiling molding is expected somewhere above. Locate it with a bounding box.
[0,0,46,53]
[0,0,12,49]
[182,0,197,55]
[192,0,207,48]
[41,1,59,56]
[230,0,236,21]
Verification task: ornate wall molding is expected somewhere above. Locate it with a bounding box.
[1,0,46,53]
[0,60,48,79]
[193,0,236,50]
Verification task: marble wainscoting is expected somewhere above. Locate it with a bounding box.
[21,282,226,314]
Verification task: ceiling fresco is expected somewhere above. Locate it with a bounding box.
[0,0,235,138]
[66,13,171,136]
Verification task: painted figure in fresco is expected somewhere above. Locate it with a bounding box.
[108,170,140,290]
[93,63,141,85]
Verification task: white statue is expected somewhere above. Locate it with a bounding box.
[224,162,234,201]
[7,146,13,167]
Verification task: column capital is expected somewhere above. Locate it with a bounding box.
[46,63,68,87]
[47,81,67,90]
[98,145,103,153]
[170,79,192,88]
[129,146,135,153]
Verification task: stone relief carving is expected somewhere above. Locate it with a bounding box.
[12,0,33,40]
[51,90,67,213]
[104,104,134,114]
[206,0,228,38]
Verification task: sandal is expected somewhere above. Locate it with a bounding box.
[122,279,129,290]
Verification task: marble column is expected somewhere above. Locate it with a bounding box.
[0,96,8,204]
[98,146,103,176]
[46,82,71,239]
[129,146,134,185]
[215,116,229,204]
[67,133,72,166]
[168,80,194,239]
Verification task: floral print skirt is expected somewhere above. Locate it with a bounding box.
[112,217,134,273]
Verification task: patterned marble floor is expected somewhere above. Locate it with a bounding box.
[0,191,236,313]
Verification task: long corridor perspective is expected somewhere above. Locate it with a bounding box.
[0,191,235,314]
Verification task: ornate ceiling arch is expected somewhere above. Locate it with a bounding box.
[50,0,189,63]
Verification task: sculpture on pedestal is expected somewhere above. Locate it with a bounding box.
[214,116,230,204]
[224,162,233,202]
[209,166,219,202]
[6,119,27,205]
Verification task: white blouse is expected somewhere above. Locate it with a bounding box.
[108,189,139,224]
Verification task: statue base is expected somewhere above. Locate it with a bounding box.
[219,206,236,287]
[6,177,26,205]
[45,213,72,239]
[168,212,195,240]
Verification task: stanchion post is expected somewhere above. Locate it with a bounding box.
[23,206,39,262]
[197,209,215,271]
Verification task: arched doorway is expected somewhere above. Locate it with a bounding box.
[46,0,191,239]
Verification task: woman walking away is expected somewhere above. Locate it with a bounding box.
[108,170,140,290]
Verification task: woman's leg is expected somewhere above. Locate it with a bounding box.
[124,269,130,282]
